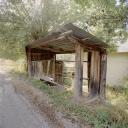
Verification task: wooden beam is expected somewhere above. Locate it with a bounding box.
[27,48,32,77]
[87,52,91,91]
[74,43,84,98]
[56,60,88,62]
[83,78,90,80]
[89,51,100,97]
[67,36,106,51]
[60,30,72,36]
[30,36,65,48]
[40,75,62,86]
[99,52,107,100]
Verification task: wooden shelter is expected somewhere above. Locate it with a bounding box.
[26,23,108,99]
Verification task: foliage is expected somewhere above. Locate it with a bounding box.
[0,0,70,60]
[108,86,128,100]
[73,0,128,48]
[31,79,128,128]
[0,0,128,60]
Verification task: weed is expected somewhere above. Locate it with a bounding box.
[31,79,128,128]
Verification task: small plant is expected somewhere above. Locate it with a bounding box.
[31,79,128,128]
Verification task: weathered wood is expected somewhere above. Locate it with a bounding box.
[74,43,84,98]
[67,36,104,52]
[30,36,65,48]
[56,60,88,62]
[40,75,62,86]
[31,53,54,61]
[47,60,50,75]
[38,61,43,78]
[87,52,91,92]
[99,52,107,100]
[25,23,108,102]
[52,55,56,79]
[89,51,100,97]
[27,48,32,77]
[83,78,90,80]
[55,60,64,84]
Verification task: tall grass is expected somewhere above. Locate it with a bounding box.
[31,79,128,128]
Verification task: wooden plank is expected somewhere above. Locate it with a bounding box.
[27,48,32,77]
[64,23,108,47]
[40,75,62,86]
[99,52,107,100]
[74,43,84,97]
[56,60,88,62]
[30,36,65,48]
[83,78,90,80]
[60,30,72,36]
[47,60,50,75]
[55,60,64,84]
[87,52,91,91]
[40,46,65,53]
[89,51,100,97]
[67,36,101,51]
[52,55,56,80]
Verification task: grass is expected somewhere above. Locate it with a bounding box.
[11,69,128,128]
[107,85,128,113]
[31,79,128,128]
[107,86,128,101]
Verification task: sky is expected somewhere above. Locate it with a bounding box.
[118,42,128,52]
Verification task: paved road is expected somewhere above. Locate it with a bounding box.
[0,68,52,128]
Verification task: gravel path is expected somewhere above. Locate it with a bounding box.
[0,68,52,128]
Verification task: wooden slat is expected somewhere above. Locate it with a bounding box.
[56,60,88,62]
[83,78,90,80]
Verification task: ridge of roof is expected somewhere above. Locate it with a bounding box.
[62,23,108,47]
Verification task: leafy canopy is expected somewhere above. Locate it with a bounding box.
[0,0,128,60]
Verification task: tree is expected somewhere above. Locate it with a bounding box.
[0,0,70,60]
[1,0,127,60]
[73,0,128,50]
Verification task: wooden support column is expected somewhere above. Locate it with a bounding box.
[27,48,32,77]
[89,51,100,97]
[87,52,91,92]
[99,52,107,100]
[74,43,84,98]
[52,55,56,80]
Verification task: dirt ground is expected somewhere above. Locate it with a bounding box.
[0,66,55,128]
[0,61,83,128]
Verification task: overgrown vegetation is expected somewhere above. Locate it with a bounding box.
[108,86,128,101]
[107,85,128,113]
[30,79,128,128]
[0,0,128,60]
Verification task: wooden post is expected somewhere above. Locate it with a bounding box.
[89,51,100,97]
[74,43,84,98]
[87,52,91,92]
[47,60,50,76]
[52,55,56,80]
[99,52,107,100]
[27,48,32,77]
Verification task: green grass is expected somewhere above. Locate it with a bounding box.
[107,86,128,101]
[31,79,128,128]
